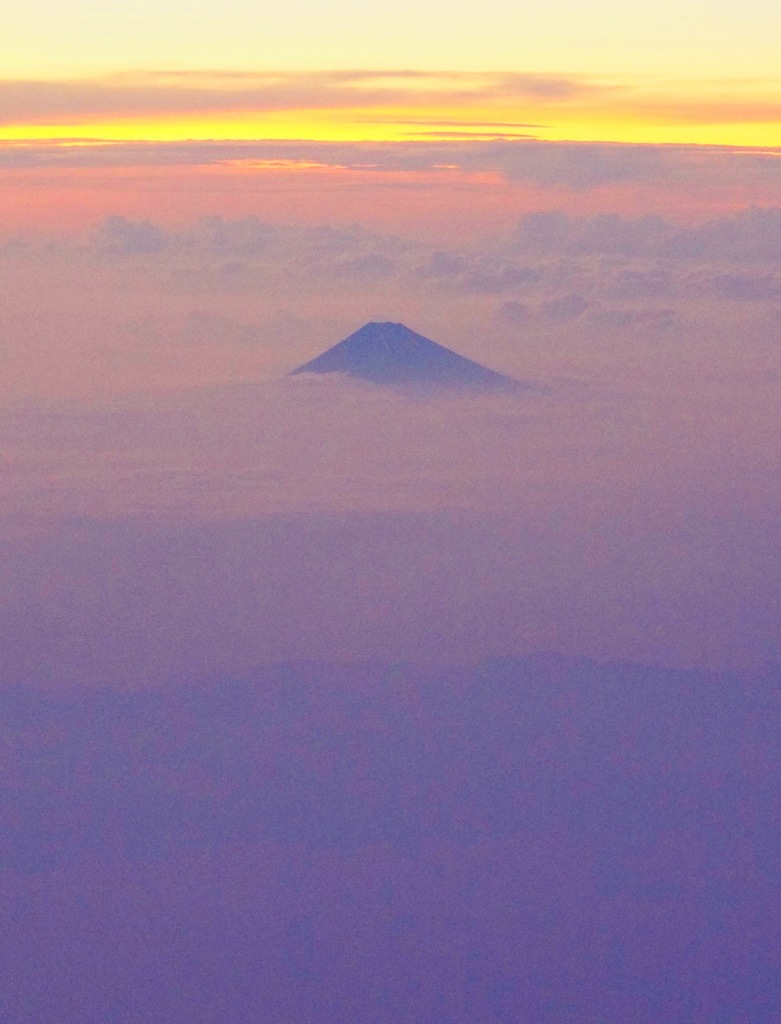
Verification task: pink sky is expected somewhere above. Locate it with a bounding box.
[3,139,781,241]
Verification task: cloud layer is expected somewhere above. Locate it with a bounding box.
[0,70,607,124]
[2,136,781,191]
[1,201,779,676]
[1,70,780,151]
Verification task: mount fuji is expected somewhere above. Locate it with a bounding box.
[290,321,526,392]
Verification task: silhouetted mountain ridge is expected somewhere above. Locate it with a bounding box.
[5,655,781,1020]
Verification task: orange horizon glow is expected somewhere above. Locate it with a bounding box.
[2,72,780,242]
[1,68,781,149]
[3,117,781,151]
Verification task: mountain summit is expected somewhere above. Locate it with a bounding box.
[290,321,522,392]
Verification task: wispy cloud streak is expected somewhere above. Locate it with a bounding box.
[0,70,608,124]
[1,136,780,192]
[0,69,779,145]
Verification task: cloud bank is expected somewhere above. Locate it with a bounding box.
[2,136,781,191]
[1,201,779,677]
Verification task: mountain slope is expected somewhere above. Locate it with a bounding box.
[290,321,523,392]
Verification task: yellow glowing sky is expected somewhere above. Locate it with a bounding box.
[2,0,781,148]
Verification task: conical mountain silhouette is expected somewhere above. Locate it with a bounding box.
[290,321,522,391]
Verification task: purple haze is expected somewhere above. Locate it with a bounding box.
[2,658,781,1022]
[2,201,781,1020]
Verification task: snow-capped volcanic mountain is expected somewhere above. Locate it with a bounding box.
[290,321,525,392]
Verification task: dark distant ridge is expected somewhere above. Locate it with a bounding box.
[290,321,527,392]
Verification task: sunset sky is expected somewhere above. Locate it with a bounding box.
[2,0,781,667]
[3,0,781,150]
[4,5,781,1020]
[2,0,780,676]
[1,0,779,253]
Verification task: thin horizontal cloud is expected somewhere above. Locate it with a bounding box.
[0,70,608,125]
[0,70,779,139]
[403,131,539,139]
[2,136,780,192]
[358,119,549,128]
